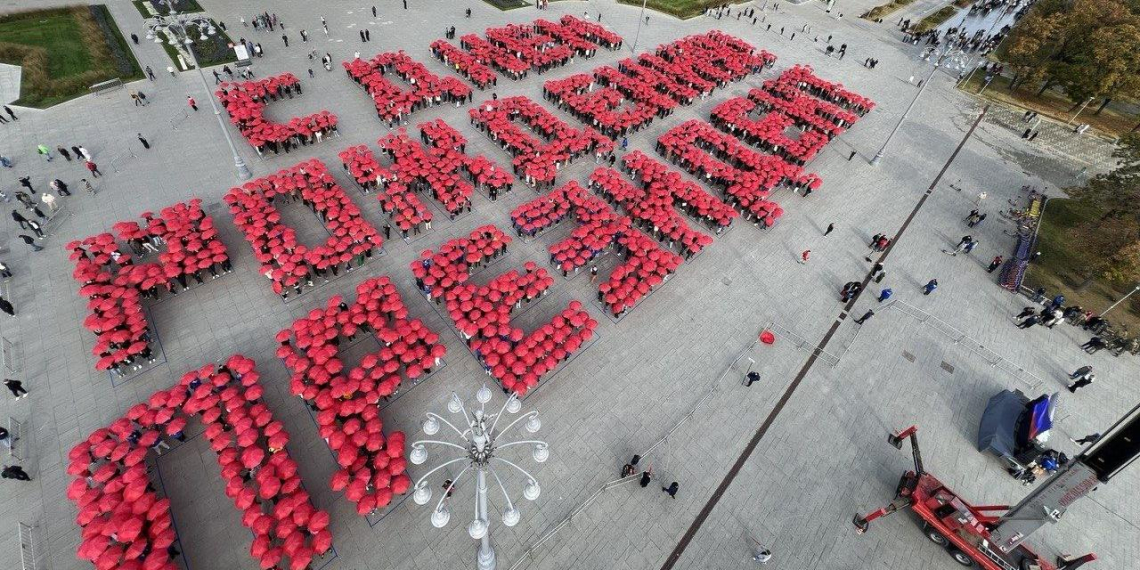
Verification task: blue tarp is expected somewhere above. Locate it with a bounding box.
[978,390,1030,458]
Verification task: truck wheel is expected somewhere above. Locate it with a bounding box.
[925,528,948,546]
[948,548,975,567]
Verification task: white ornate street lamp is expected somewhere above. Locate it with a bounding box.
[410,384,548,570]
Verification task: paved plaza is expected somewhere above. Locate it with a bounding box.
[0,1,1136,570]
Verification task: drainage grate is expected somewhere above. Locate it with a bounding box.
[902,350,916,363]
[940,361,955,374]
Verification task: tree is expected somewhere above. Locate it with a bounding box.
[1070,216,1140,286]
[1068,133,1140,287]
[1070,133,1140,221]
[1000,0,1140,106]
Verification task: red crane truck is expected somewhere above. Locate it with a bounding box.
[852,426,1098,570]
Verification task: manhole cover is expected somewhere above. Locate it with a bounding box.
[940,361,955,374]
[902,350,915,363]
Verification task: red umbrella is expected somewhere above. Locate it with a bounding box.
[242,447,265,469]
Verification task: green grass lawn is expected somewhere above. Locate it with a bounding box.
[616,0,749,20]
[0,6,142,108]
[0,10,91,80]
[1023,198,1140,330]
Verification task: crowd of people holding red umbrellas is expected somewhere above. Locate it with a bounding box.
[656,120,809,229]
[67,200,230,375]
[343,51,472,128]
[216,73,340,156]
[67,355,333,570]
[338,120,514,239]
[225,160,382,300]
[409,225,598,395]
[470,95,613,191]
[543,32,775,139]
[711,65,874,166]
[276,277,437,514]
[508,181,685,318]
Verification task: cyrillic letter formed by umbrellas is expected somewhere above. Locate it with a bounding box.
[68,355,331,570]
[67,200,230,375]
[277,277,444,516]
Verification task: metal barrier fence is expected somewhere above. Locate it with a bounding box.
[886,300,1044,390]
[507,475,640,570]
[8,416,24,461]
[18,521,37,570]
[1,335,17,374]
[763,321,843,367]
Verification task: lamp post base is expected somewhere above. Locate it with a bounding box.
[477,540,496,570]
[234,156,252,180]
[869,152,884,166]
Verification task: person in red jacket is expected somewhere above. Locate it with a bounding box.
[187,95,198,111]
[85,159,101,177]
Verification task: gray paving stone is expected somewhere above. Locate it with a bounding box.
[0,1,1136,570]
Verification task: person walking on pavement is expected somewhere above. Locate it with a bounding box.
[138,134,151,150]
[282,33,289,47]
[1067,373,1095,393]
[950,235,972,255]
[52,179,71,196]
[662,481,679,498]
[1069,365,1092,379]
[4,378,26,397]
[146,65,156,81]
[77,146,91,161]
[639,469,652,488]
[1068,368,1093,388]
[82,179,96,195]
[2,465,31,481]
[37,144,52,161]
[17,234,42,252]
[85,159,102,177]
[1081,336,1107,354]
[1014,306,1037,321]
[854,309,875,324]
[57,146,71,161]
[922,279,938,295]
[987,255,1003,273]
[1071,433,1101,445]
[0,261,12,279]
[11,210,29,230]
[877,288,893,302]
[187,96,198,111]
[40,192,57,212]
[824,222,835,236]
[5,106,17,121]
[27,219,44,238]
[870,262,885,282]
[799,249,811,264]
[1017,314,1040,329]
[744,371,760,387]
[963,239,979,255]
